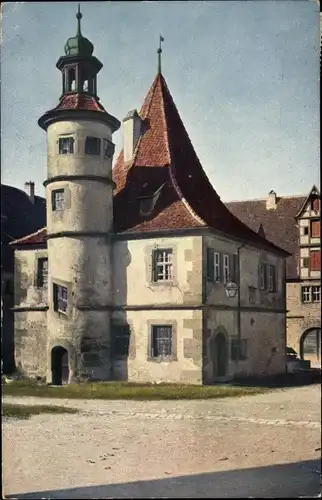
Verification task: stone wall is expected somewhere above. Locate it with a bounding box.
[111,309,203,385]
[13,249,48,378]
[287,280,321,366]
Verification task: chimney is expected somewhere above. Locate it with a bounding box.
[24,181,35,204]
[266,190,277,210]
[123,109,142,162]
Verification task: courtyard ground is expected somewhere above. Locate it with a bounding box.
[2,384,321,498]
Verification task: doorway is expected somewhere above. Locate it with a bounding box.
[300,328,321,367]
[51,346,69,385]
[210,332,228,379]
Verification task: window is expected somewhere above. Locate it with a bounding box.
[303,226,309,236]
[58,137,74,155]
[231,339,247,361]
[310,250,321,271]
[103,138,115,160]
[214,253,221,282]
[301,286,311,303]
[152,249,173,282]
[223,254,229,284]
[37,258,48,288]
[268,264,276,292]
[248,286,256,304]
[52,189,65,211]
[151,325,172,358]
[310,220,320,238]
[85,137,101,156]
[312,286,321,303]
[259,263,267,290]
[53,284,68,313]
[302,257,309,268]
[139,186,163,217]
[113,325,130,356]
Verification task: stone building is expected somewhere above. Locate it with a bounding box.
[1,183,46,374]
[10,10,289,385]
[227,186,321,368]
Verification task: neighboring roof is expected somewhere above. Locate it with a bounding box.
[1,184,46,269]
[113,72,288,256]
[295,184,320,218]
[226,195,308,280]
[10,227,47,247]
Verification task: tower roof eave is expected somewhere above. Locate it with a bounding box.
[38,106,121,133]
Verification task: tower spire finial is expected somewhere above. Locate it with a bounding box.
[157,35,164,74]
[76,4,82,36]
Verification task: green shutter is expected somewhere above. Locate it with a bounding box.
[152,250,157,282]
[206,248,214,281]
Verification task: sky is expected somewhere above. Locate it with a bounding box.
[1,0,320,201]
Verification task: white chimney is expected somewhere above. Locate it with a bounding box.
[123,109,142,163]
[266,190,277,210]
[24,181,35,204]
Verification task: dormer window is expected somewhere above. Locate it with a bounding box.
[85,137,101,156]
[139,184,164,217]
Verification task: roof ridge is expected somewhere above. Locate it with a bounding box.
[226,194,307,203]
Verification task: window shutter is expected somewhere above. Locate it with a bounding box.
[312,197,320,212]
[311,220,320,238]
[310,250,321,271]
[263,264,268,289]
[271,265,276,291]
[206,248,214,281]
[231,254,238,283]
[152,250,157,282]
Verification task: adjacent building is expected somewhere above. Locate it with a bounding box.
[1,183,46,374]
[227,187,321,368]
[10,10,289,385]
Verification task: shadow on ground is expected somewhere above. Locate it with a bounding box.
[233,370,321,388]
[6,459,321,499]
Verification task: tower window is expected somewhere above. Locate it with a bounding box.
[58,137,74,155]
[103,138,115,160]
[37,258,48,288]
[52,189,65,211]
[85,137,101,156]
[67,67,76,91]
[53,284,68,314]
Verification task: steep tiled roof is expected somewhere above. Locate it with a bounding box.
[113,73,288,256]
[53,93,106,113]
[10,227,47,247]
[226,196,307,280]
[1,184,46,269]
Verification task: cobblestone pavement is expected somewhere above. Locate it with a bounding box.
[3,385,321,498]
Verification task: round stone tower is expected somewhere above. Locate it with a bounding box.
[38,7,120,384]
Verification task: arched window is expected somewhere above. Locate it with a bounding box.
[66,67,76,92]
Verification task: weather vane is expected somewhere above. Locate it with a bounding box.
[157,35,164,74]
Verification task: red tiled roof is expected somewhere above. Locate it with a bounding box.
[226,196,307,280]
[113,73,288,255]
[53,93,106,112]
[10,227,47,246]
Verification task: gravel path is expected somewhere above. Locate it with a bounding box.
[3,385,321,498]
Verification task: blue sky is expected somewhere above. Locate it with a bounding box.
[1,1,320,201]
